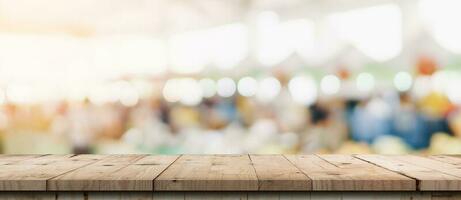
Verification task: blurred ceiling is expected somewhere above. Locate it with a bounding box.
[0,0,399,36]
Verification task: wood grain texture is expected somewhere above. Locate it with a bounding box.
[249,155,311,191]
[392,155,461,178]
[48,155,145,191]
[0,154,45,165]
[2,154,461,192]
[285,155,415,191]
[429,155,461,166]
[356,154,461,191]
[155,155,259,191]
[0,154,105,191]
[92,155,179,191]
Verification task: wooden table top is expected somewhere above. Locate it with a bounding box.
[0,154,460,192]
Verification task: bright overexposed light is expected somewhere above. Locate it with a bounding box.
[413,76,432,99]
[431,71,450,93]
[288,75,317,105]
[209,24,248,69]
[356,72,375,92]
[169,30,211,74]
[163,79,181,103]
[199,78,217,98]
[320,75,341,95]
[256,11,292,67]
[116,81,139,107]
[177,78,203,106]
[237,77,258,97]
[420,0,461,54]
[88,84,113,105]
[5,84,32,104]
[0,89,5,104]
[393,72,413,92]
[282,19,316,63]
[217,78,236,98]
[169,23,249,72]
[447,73,461,104]
[256,77,281,102]
[116,36,167,75]
[328,4,402,61]
[162,78,203,105]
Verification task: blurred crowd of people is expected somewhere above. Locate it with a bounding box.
[1,62,460,155]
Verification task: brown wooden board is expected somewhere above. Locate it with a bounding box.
[0,154,461,192]
[285,155,415,191]
[249,155,311,191]
[89,155,179,191]
[0,154,45,165]
[429,155,461,166]
[48,155,145,191]
[356,154,461,191]
[0,154,105,191]
[155,155,259,191]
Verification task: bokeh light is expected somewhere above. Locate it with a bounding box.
[237,77,258,97]
[217,78,236,98]
[320,75,341,95]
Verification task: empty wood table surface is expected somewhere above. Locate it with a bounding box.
[0,154,461,199]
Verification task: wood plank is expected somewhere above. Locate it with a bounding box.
[320,155,416,191]
[155,155,259,191]
[89,155,179,191]
[0,154,46,165]
[0,154,105,191]
[392,155,461,183]
[429,155,461,167]
[356,154,461,191]
[285,155,415,191]
[48,155,145,191]
[249,155,311,191]
[13,154,75,165]
[393,155,461,177]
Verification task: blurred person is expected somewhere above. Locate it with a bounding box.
[349,96,392,144]
[169,105,201,132]
[122,98,174,153]
[448,108,461,138]
[51,99,97,154]
[273,73,308,133]
[199,98,229,130]
[244,117,282,153]
[390,92,428,149]
[235,96,256,127]
[301,102,347,153]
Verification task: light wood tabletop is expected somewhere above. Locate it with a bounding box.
[0,154,460,192]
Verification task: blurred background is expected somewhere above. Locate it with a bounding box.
[0,0,460,155]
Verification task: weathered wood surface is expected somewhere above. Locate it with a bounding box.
[285,155,415,191]
[356,154,461,191]
[155,155,259,191]
[0,154,460,192]
[250,155,311,191]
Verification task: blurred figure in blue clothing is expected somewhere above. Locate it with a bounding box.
[390,92,428,149]
[349,97,392,144]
